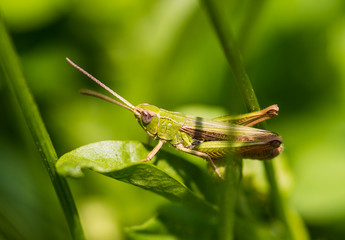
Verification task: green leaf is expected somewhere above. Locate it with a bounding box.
[57,141,148,177]
[56,140,217,216]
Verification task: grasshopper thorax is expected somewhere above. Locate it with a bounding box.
[134,103,160,137]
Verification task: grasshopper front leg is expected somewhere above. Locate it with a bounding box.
[175,144,223,179]
[143,140,224,179]
[141,139,166,162]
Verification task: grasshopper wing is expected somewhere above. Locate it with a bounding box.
[179,117,282,160]
[180,117,280,142]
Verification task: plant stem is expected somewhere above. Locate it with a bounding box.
[201,0,293,239]
[218,156,242,240]
[0,18,86,240]
[201,0,259,112]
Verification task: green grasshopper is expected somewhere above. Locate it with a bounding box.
[66,58,282,178]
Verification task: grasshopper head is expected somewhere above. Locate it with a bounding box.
[134,103,160,137]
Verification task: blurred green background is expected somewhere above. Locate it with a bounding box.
[1,0,345,239]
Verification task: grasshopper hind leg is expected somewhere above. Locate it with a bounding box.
[175,144,223,179]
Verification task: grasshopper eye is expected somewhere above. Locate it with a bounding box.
[141,111,152,124]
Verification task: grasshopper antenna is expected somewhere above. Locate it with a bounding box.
[66,57,135,110]
[80,89,134,112]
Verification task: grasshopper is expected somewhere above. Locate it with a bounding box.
[66,58,282,178]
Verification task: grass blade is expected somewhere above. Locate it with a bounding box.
[0,18,85,240]
[200,0,295,239]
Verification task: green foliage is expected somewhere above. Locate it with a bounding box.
[55,140,294,240]
[56,140,217,217]
[1,0,345,239]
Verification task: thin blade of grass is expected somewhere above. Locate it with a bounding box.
[200,0,294,239]
[0,18,85,240]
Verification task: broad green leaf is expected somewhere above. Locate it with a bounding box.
[56,140,217,216]
[57,141,148,178]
